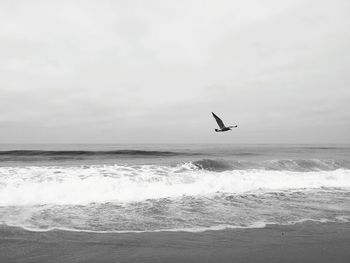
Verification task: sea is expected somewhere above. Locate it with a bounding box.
[0,144,349,233]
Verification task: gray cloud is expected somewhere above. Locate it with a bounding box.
[0,0,349,144]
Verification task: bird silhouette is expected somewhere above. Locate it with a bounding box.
[212,112,238,132]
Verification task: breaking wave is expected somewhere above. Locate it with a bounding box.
[193,158,350,172]
[0,163,349,206]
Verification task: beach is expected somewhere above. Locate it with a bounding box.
[1,222,350,263]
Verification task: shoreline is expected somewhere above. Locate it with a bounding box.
[1,221,350,263]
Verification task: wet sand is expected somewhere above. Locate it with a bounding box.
[1,222,349,263]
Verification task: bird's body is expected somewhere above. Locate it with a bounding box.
[212,112,237,132]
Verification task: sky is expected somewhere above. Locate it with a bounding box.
[0,0,349,144]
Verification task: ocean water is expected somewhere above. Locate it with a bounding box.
[0,144,349,233]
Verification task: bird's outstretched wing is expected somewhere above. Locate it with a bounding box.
[212,112,225,129]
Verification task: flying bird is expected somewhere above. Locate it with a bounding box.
[212,112,238,132]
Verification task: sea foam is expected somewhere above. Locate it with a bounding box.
[0,164,349,206]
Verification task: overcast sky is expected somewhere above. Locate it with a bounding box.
[0,0,349,144]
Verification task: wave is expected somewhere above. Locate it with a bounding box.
[2,215,349,234]
[3,222,269,233]
[8,218,350,234]
[193,159,234,171]
[0,150,187,156]
[0,150,191,162]
[0,163,349,206]
[193,158,350,172]
[301,146,343,150]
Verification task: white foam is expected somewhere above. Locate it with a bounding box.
[1,222,268,233]
[3,218,347,234]
[0,164,349,206]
